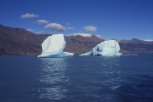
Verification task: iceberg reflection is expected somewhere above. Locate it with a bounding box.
[39,58,68,100]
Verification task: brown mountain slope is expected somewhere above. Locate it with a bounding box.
[0,24,45,55]
[65,35,103,54]
[119,39,153,53]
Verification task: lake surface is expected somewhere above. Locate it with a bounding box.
[0,54,153,102]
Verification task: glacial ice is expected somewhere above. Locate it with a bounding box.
[79,51,92,56]
[38,34,74,58]
[80,40,122,56]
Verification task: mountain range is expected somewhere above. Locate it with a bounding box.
[0,24,153,56]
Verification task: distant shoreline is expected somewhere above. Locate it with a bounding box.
[1,24,153,56]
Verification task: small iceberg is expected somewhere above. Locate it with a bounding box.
[38,34,74,58]
[80,40,122,56]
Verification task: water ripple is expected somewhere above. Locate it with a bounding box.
[39,58,68,100]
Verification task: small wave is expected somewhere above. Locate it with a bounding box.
[39,86,68,100]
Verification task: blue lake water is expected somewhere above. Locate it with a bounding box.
[0,54,153,102]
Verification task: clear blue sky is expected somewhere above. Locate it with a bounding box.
[0,0,153,39]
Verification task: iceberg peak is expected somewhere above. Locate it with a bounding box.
[38,34,74,58]
[80,40,122,56]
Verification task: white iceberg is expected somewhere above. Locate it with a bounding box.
[79,51,92,56]
[80,40,122,56]
[38,34,74,58]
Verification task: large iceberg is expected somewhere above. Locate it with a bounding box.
[80,40,122,56]
[38,34,74,58]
